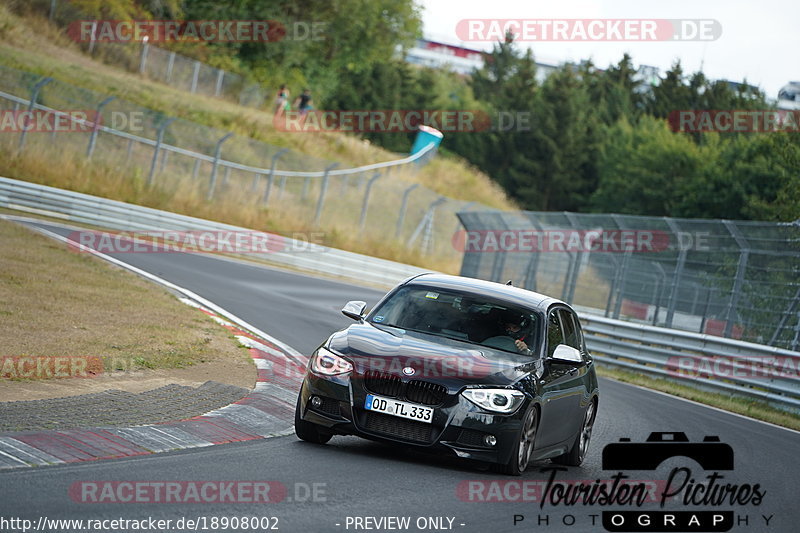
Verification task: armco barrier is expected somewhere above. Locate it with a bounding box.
[2,175,798,413]
[581,314,800,412]
[0,177,428,287]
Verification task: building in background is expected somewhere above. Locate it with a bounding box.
[405,37,557,82]
[777,81,800,110]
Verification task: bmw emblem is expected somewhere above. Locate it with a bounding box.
[402,366,415,376]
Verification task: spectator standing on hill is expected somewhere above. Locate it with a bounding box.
[295,88,313,116]
[274,85,290,116]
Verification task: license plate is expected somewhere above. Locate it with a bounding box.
[365,394,433,423]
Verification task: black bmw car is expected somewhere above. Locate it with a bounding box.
[294,273,599,475]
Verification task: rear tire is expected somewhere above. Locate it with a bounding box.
[294,394,332,444]
[553,400,596,467]
[491,405,538,476]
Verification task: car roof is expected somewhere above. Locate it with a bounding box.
[402,273,566,312]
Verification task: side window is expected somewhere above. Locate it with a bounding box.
[559,309,581,350]
[573,314,587,354]
[546,311,564,357]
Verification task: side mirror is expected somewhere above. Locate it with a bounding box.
[550,344,583,365]
[342,300,367,321]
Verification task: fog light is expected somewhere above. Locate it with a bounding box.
[311,396,322,408]
[484,435,497,447]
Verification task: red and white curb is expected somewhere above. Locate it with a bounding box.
[0,301,308,470]
[0,218,310,471]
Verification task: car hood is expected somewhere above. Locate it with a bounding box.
[327,323,537,390]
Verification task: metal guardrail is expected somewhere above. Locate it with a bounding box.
[2,175,797,413]
[581,314,800,412]
[0,177,429,287]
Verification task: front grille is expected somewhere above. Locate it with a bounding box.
[405,380,448,406]
[363,370,403,398]
[311,396,341,417]
[363,411,435,443]
[456,429,488,447]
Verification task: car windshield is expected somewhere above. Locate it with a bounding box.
[369,286,541,355]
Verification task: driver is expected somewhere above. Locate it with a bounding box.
[501,311,532,355]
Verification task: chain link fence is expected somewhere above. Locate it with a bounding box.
[0,64,484,269]
[24,0,269,109]
[457,211,800,350]
[96,41,269,109]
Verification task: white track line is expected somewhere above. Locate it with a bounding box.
[603,376,800,435]
[10,218,305,363]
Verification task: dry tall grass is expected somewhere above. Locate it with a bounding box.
[0,217,252,376]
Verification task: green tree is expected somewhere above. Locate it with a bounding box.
[590,116,712,216]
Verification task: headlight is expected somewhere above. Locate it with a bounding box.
[311,347,353,376]
[462,388,525,414]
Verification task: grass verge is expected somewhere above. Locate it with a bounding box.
[0,218,253,383]
[597,366,800,431]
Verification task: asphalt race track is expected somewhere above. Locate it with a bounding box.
[1,219,798,533]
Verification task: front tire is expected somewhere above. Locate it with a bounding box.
[294,394,332,444]
[492,405,538,476]
[553,400,596,467]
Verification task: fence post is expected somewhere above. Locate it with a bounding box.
[262,148,289,205]
[206,132,234,200]
[86,96,116,159]
[395,183,419,238]
[408,197,445,250]
[651,262,667,325]
[722,221,751,338]
[190,61,201,93]
[603,255,621,317]
[770,286,800,347]
[215,69,224,97]
[522,213,545,291]
[664,218,688,328]
[302,176,311,201]
[49,0,57,20]
[723,250,749,337]
[139,38,150,74]
[485,212,508,281]
[358,171,382,233]
[125,139,134,163]
[612,249,633,319]
[314,163,339,227]
[147,117,175,187]
[88,21,98,55]
[278,175,288,200]
[165,52,176,82]
[18,77,53,152]
[562,213,583,304]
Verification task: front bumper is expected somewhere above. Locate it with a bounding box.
[297,371,528,465]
